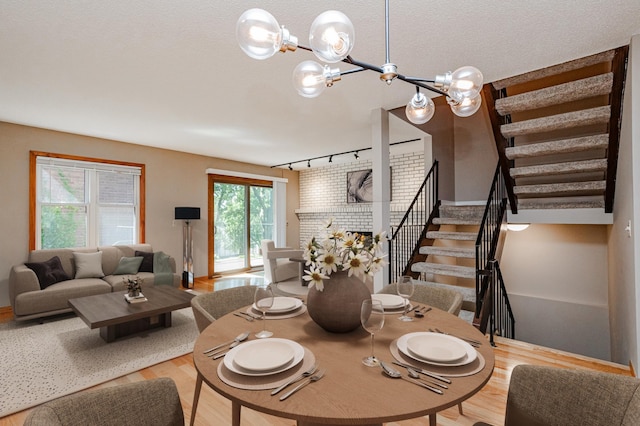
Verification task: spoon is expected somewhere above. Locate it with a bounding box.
[203,331,250,354]
[380,362,443,395]
[207,332,250,357]
[414,306,432,318]
[407,367,448,389]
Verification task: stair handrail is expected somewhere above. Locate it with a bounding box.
[474,163,508,315]
[482,83,518,213]
[388,160,439,284]
[476,259,516,345]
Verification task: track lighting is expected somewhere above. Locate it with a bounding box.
[354,151,359,159]
[237,1,483,124]
[329,155,333,163]
[307,160,311,168]
[288,163,293,170]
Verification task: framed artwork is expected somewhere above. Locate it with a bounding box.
[347,169,373,203]
[346,169,391,203]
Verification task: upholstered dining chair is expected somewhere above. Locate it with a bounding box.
[24,377,184,426]
[190,285,258,426]
[190,285,257,333]
[474,364,640,426]
[377,282,464,316]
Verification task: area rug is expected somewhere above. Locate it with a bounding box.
[0,307,198,418]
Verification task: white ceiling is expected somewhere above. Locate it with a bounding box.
[2,1,639,169]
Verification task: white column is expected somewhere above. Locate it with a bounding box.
[371,108,391,293]
[273,181,287,247]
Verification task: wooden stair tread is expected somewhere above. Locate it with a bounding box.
[425,231,477,241]
[510,159,608,178]
[495,73,613,115]
[419,246,476,258]
[505,134,609,159]
[514,180,606,197]
[411,262,476,279]
[501,106,611,138]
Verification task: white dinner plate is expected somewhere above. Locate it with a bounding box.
[397,332,477,367]
[224,338,305,376]
[406,334,468,363]
[252,297,302,314]
[371,294,406,309]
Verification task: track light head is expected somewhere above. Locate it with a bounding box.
[354,151,359,159]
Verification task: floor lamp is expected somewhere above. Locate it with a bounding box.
[175,207,200,289]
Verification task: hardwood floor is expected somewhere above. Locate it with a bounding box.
[0,275,631,426]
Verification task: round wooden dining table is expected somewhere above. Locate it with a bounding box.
[191,300,494,426]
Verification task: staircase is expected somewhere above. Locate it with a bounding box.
[411,204,485,322]
[484,46,628,214]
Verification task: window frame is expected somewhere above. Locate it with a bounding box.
[29,151,146,250]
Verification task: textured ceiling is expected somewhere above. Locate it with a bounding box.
[1,0,639,169]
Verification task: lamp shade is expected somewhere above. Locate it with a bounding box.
[175,207,200,220]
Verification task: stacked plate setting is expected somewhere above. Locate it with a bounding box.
[224,338,305,376]
[396,332,477,366]
[371,294,412,313]
[251,296,304,317]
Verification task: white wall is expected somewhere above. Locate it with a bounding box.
[608,35,640,368]
[501,224,611,360]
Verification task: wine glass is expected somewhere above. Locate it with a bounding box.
[396,275,415,322]
[254,285,274,338]
[360,299,385,367]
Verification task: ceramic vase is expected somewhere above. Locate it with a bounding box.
[306,270,372,333]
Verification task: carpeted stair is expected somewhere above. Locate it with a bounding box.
[411,204,484,320]
[486,46,627,213]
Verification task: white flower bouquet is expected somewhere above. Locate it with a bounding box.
[303,218,387,291]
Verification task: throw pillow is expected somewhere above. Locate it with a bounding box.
[25,256,71,290]
[113,256,144,275]
[73,251,105,279]
[135,250,154,272]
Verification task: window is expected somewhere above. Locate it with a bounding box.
[30,152,145,250]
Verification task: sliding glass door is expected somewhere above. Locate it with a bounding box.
[211,176,273,275]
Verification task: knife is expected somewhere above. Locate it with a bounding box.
[391,361,452,384]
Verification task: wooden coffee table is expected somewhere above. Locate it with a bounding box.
[69,286,195,342]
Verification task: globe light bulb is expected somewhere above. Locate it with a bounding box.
[236,9,297,60]
[448,66,483,102]
[405,92,435,124]
[449,93,483,117]
[309,10,355,63]
[292,61,328,98]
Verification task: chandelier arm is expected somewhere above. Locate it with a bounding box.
[397,74,449,97]
[404,76,436,84]
[339,67,367,76]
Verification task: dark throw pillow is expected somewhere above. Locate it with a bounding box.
[25,256,71,290]
[135,251,154,272]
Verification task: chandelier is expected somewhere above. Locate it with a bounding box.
[236,0,483,125]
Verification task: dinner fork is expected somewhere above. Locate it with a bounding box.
[279,369,325,401]
[271,364,318,395]
[233,312,254,322]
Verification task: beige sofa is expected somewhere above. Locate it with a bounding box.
[9,244,180,321]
